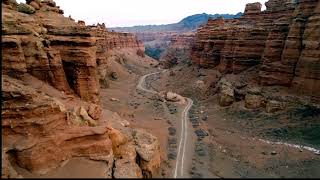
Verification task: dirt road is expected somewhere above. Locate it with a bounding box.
[137,70,193,178]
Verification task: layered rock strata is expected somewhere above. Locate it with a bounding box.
[160,33,195,68]
[191,0,320,98]
[2,0,159,178]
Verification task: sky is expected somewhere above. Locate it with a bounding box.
[17,0,268,27]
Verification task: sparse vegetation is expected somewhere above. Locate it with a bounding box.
[145,46,165,60]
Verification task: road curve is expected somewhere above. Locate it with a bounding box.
[136,71,162,93]
[136,70,193,178]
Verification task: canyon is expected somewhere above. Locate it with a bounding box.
[2,0,160,178]
[111,13,243,61]
[2,0,320,179]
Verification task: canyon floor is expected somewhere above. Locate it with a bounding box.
[3,0,320,178]
[102,54,320,178]
[149,64,320,178]
[98,53,320,178]
[8,49,320,178]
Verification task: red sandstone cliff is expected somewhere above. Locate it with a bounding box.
[2,0,159,178]
[191,0,320,98]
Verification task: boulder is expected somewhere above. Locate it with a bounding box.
[219,85,234,107]
[244,2,262,14]
[67,106,97,127]
[79,106,97,126]
[113,142,136,162]
[113,159,143,178]
[78,20,86,26]
[42,0,56,7]
[110,98,120,102]
[266,100,284,113]
[87,104,102,120]
[111,72,118,80]
[245,94,263,109]
[166,91,180,102]
[3,0,18,9]
[17,3,35,14]
[164,91,185,104]
[29,1,40,10]
[68,107,85,126]
[245,87,263,109]
[133,129,161,178]
[247,87,262,95]
[108,128,128,150]
[218,79,234,106]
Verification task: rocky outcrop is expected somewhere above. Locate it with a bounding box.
[109,127,161,178]
[245,87,264,109]
[266,100,285,113]
[191,0,320,99]
[2,0,99,104]
[159,91,186,104]
[218,79,235,106]
[191,18,230,68]
[2,75,113,175]
[160,33,195,68]
[105,32,144,50]
[291,1,320,97]
[2,0,159,178]
[89,23,144,88]
[133,129,161,178]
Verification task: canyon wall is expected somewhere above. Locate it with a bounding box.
[89,23,144,87]
[2,0,143,105]
[2,0,159,178]
[160,33,195,68]
[190,0,320,98]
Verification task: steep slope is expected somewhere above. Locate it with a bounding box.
[2,0,161,178]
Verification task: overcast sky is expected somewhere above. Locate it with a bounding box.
[17,0,268,27]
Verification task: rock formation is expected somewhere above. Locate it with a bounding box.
[3,0,99,104]
[191,0,320,99]
[160,33,195,68]
[2,0,159,178]
[89,24,144,87]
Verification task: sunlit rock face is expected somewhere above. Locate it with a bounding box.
[2,0,159,178]
[191,0,320,98]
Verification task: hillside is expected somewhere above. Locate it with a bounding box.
[110,13,243,33]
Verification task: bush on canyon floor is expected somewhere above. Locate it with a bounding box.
[144,46,164,60]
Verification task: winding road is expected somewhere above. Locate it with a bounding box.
[137,70,193,178]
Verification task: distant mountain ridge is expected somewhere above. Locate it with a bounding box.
[110,12,243,33]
